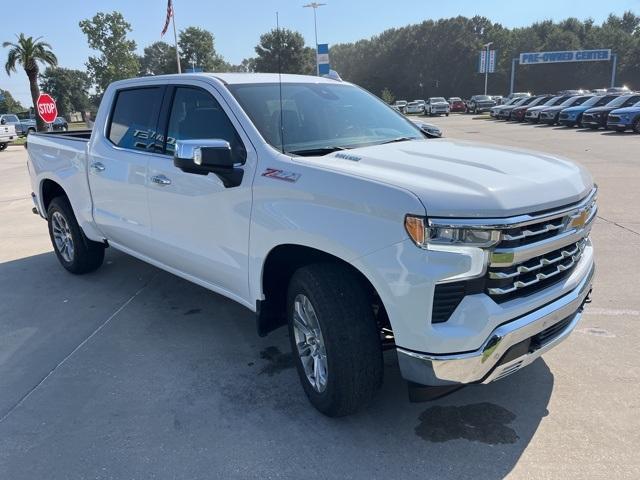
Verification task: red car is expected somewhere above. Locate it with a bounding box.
[448,97,466,113]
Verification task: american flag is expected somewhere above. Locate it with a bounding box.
[161,0,174,37]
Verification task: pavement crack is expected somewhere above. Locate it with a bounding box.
[597,215,640,237]
[0,273,157,425]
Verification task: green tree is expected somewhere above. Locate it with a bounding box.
[178,27,226,72]
[39,67,91,117]
[2,34,57,131]
[0,89,24,113]
[254,29,315,75]
[380,88,395,104]
[140,41,179,76]
[79,12,140,96]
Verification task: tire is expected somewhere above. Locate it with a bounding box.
[47,196,105,274]
[0,143,7,151]
[446,112,449,117]
[287,263,383,417]
[633,118,640,134]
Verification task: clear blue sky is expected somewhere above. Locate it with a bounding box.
[2,0,638,104]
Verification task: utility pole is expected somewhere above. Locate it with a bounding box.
[483,42,493,96]
[303,2,326,76]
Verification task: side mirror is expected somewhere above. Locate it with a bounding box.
[173,139,244,188]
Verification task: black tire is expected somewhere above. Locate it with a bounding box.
[633,118,640,134]
[47,196,105,274]
[287,263,383,417]
[0,143,7,151]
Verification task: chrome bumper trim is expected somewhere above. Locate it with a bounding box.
[397,263,594,386]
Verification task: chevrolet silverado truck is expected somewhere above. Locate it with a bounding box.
[26,73,596,416]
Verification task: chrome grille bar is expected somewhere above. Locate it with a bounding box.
[489,241,584,279]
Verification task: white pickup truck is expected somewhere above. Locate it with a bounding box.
[0,123,17,151]
[26,73,595,416]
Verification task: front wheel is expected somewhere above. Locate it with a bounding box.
[47,196,105,274]
[287,264,383,417]
[0,143,7,151]
[633,118,640,134]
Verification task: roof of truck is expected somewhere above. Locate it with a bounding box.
[139,72,343,85]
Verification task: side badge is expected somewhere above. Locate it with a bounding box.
[262,168,301,183]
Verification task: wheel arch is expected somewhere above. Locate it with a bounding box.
[256,243,390,339]
[40,178,68,214]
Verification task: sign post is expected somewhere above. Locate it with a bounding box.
[36,93,58,130]
[479,44,496,95]
[317,43,330,76]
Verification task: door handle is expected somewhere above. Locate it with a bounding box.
[151,175,172,186]
[90,162,105,172]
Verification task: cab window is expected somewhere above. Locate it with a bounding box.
[165,87,245,162]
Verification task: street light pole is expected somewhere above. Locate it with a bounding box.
[303,2,326,76]
[483,42,493,95]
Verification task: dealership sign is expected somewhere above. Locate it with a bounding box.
[519,49,612,65]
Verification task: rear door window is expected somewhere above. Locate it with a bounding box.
[107,87,164,152]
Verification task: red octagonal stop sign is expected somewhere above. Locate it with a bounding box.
[37,93,58,124]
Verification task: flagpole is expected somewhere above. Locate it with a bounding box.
[171,1,182,73]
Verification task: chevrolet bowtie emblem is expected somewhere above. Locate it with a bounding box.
[569,209,589,229]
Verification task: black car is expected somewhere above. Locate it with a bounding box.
[465,95,496,114]
[582,94,640,129]
[51,117,68,131]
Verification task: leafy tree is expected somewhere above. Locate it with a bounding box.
[140,41,178,76]
[79,12,140,96]
[2,34,57,131]
[39,67,91,117]
[254,29,315,75]
[330,12,640,99]
[380,88,395,104]
[178,27,225,72]
[0,89,24,113]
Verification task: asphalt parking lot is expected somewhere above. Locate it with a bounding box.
[1,118,639,480]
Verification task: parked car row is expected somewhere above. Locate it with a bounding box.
[489,92,640,132]
[393,98,450,116]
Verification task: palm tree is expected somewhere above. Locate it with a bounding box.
[3,34,57,131]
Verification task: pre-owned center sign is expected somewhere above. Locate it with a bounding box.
[519,49,612,65]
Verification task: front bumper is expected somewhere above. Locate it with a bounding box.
[397,263,594,386]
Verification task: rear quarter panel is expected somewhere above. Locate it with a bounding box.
[27,134,102,241]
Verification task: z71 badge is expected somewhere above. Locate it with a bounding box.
[261,168,301,183]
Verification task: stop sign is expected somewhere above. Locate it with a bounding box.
[37,93,58,124]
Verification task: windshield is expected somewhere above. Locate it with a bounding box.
[559,96,583,107]
[542,96,562,106]
[229,83,422,155]
[431,97,446,102]
[475,95,492,101]
[606,95,639,108]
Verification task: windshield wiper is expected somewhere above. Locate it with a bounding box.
[377,136,416,145]
[288,146,347,157]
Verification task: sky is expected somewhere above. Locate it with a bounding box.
[1,0,638,105]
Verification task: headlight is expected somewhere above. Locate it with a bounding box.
[405,216,500,248]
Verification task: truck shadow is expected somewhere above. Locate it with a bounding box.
[0,249,553,480]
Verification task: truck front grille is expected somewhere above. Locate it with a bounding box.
[486,239,586,302]
[484,191,596,303]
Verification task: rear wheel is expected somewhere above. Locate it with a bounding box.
[633,118,640,134]
[287,264,383,417]
[47,196,105,274]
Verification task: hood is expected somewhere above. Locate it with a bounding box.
[300,139,593,218]
[527,104,553,112]
[610,106,640,114]
[541,105,566,113]
[584,106,616,114]
[562,105,590,114]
